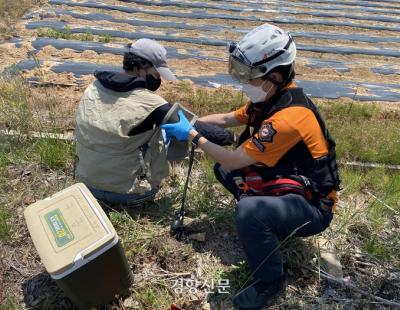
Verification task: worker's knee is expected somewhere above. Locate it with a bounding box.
[235,196,283,234]
[235,198,261,233]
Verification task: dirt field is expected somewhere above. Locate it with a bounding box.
[0,0,400,106]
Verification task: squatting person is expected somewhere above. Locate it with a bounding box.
[161,23,341,309]
[74,38,234,206]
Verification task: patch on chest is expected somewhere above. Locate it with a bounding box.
[258,122,276,143]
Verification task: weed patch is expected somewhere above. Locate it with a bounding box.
[0,136,74,171]
[99,34,112,43]
[36,138,75,170]
[37,27,114,43]
[131,285,172,310]
[0,75,75,133]
[0,297,19,310]
[0,77,33,133]
[37,26,73,40]
[336,166,400,266]
[0,208,11,241]
[321,102,400,164]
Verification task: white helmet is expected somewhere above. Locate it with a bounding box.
[228,23,296,83]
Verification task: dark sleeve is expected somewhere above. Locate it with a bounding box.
[194,120,235,146]
[129,104,235,146]
[129,103,173,136]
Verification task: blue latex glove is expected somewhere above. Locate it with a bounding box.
[160,110,193,141]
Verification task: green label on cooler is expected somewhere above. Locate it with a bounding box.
[45,209,74,247]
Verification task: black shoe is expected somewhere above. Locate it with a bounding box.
[233,274,287,310]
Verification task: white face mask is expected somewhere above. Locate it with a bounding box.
[242,81,270,103]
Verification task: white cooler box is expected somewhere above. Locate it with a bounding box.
[24,183,133,309]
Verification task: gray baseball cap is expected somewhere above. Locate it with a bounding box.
[129,38,177,80]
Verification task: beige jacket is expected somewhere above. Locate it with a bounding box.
[75,80,169,194]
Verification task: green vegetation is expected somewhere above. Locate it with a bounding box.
[186,157,235,223]
[37,26,73,40]
[37,27,114,43]
[340,166,400,211]
[99,34,112,43]
[131,285,172,310]
[0,297,19,310]
[0,76,399,307]
[36,138,75,170]
[321,102,400,164]
[0,76,74,169]
[0,76,75,247]
[0,76,33,134]
[0,136,75,306]
[338,166,400,265]
[0,136,74,171]
[0,207,11,241]
[79,31,95,42]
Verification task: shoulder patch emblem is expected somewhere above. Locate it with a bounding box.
[258,122,276,143]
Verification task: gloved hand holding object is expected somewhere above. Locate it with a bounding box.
[161,128,171,146]
[160,110,192,141]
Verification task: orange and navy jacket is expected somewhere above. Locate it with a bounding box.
[234,82,339,210]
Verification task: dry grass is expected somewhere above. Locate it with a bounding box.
[0,76,75,134]
[1,0,399,307]
[1,148,399,309]
[0,0,43,41]
[0,76,399,309]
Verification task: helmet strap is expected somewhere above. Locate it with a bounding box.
[264,74,285,91]
[264,62,295,91]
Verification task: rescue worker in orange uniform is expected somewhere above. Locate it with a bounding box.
[161,23,341,309]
